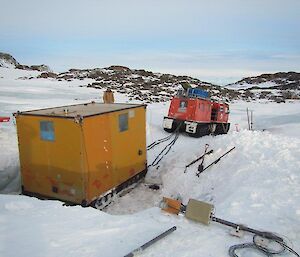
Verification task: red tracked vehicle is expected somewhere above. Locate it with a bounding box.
[0,117,10,123]
[163,88,230,137]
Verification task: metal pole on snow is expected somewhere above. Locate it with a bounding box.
[124,226,177,257]
[197,147,236,175]
[246,108,250,130]
[250,110,253,130]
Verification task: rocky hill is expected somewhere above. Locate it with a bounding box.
[38,66,240,103]
[1,52,299,103]
[0,53,19,68]
[227,72,300,90]
[0,52,51,72]
[226,72,300,102]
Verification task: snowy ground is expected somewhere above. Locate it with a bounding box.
[0,67,299,257]
[226,81,277,90]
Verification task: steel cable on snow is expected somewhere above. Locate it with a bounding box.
[148,132,180,168]
[147,122,182,168]
[146,122,182,151]
[229,233,299,257]
[210,216,299,257]
[147,132,174,150]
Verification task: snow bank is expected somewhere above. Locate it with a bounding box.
[108,101,300,255]
[0,195,177,257]
[0,67,40,79]
[0,127,19,193]
[226,81,277,90]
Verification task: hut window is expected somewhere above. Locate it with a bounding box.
[40,121,55,141]
[119,113,128,132]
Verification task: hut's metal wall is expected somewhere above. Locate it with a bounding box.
[110,107,146,184]
[81,114,113,202]
[83,106,146,203]
[16,115,87,203]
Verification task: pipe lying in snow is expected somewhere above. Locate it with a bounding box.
[124,226,177,257]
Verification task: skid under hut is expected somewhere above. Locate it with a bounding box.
[15,102,147,206]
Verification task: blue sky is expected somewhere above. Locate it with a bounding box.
[1,0,299,84]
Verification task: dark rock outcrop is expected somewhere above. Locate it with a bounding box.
[0,52,51,72]
[227,72,300,90]
[0,52,20,67]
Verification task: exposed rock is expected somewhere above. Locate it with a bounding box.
[227,72,300,90]
[108,65,131,72]
[30,65,51,72]
[38,72,58,79]
[2,51,299,103]
[0,52,51,72]
[0,52,20,68]
[44,66,237,103]
[226,71,300,103]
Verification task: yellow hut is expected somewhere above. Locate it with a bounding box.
[14,102,147,207]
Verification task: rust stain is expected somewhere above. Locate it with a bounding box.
[129,168,135,176]
[46,177,57,186]
[92,179,102,189]
[63,182,73,187]
[23,170,34,179]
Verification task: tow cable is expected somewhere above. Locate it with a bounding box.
[147,122,183,169]
[145,122,182,188]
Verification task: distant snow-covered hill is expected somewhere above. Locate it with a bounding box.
[0,53,19,68]
[226,72,300,90]
[0,52,51,72]
[1,51,299,103]
[225,72,300,102]
[44,65,235,103]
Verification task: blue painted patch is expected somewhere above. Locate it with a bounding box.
[40,121,55,141]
